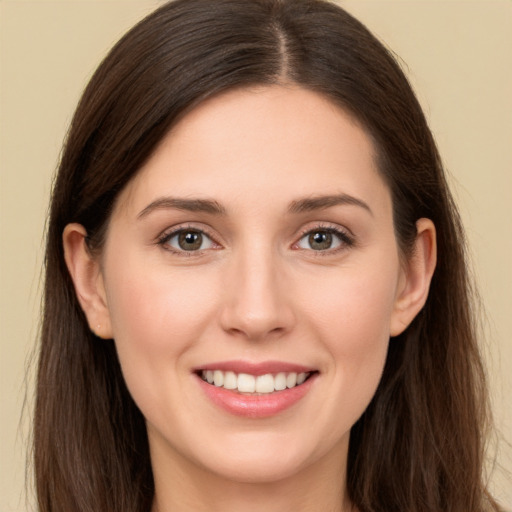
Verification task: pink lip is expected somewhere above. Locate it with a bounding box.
[194,361,318,418]
[194,360,315,376]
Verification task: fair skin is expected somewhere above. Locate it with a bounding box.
[63,85,436,512]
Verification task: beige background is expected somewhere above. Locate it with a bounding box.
[1,0,510,510]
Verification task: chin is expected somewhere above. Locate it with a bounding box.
[189,429,344,485]
[201,451,310,484]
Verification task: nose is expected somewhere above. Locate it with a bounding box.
[219,247,296,341]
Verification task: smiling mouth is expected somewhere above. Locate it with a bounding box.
[198,370,316,395]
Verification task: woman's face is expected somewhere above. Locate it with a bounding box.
[94,86,416,484]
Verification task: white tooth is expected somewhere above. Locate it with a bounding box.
[297,372,307,385]
[223,371,237,390]
[286,372,297,388]
[206,370,214,384]
[274,372,287,391]
[237,373,256,393]
[255,374,275,393]
[213,370,224,387]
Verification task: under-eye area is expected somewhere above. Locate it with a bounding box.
[197,370,319,395]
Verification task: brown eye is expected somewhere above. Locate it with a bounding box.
[308,231,333,250]
[164,229,214,252]
[296,228,350,252]
[178,231,203,251]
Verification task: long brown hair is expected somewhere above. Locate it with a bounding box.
[35,0,499,510]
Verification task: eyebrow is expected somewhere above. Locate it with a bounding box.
[137,197,227,218]
[137,192,372,219]
[288,194,373,216]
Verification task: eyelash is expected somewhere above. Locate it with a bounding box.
[156,223,355,256]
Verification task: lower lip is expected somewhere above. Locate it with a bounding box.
[196,373,317,418]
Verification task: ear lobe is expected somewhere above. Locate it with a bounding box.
[390,218,437,337]
[62,223,113,339]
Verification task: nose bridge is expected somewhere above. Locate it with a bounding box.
[220,237,294,340]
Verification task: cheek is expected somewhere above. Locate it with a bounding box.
[106,257,219,341]
[303,258,398,351]
[299,259,399,428]
[103,259,220,400]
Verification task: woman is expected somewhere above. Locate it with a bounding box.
[35,0,501,510]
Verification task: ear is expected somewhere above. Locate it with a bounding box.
[62,223,113,339]
[390,218,437,337]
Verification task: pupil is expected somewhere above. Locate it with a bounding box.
[309,231,332,250]
[178,231,202,251]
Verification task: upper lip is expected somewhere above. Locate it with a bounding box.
[193,360,317,376]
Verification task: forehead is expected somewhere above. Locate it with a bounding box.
[115,85,390,217]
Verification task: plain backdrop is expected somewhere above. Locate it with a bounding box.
[1,1,511,510]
